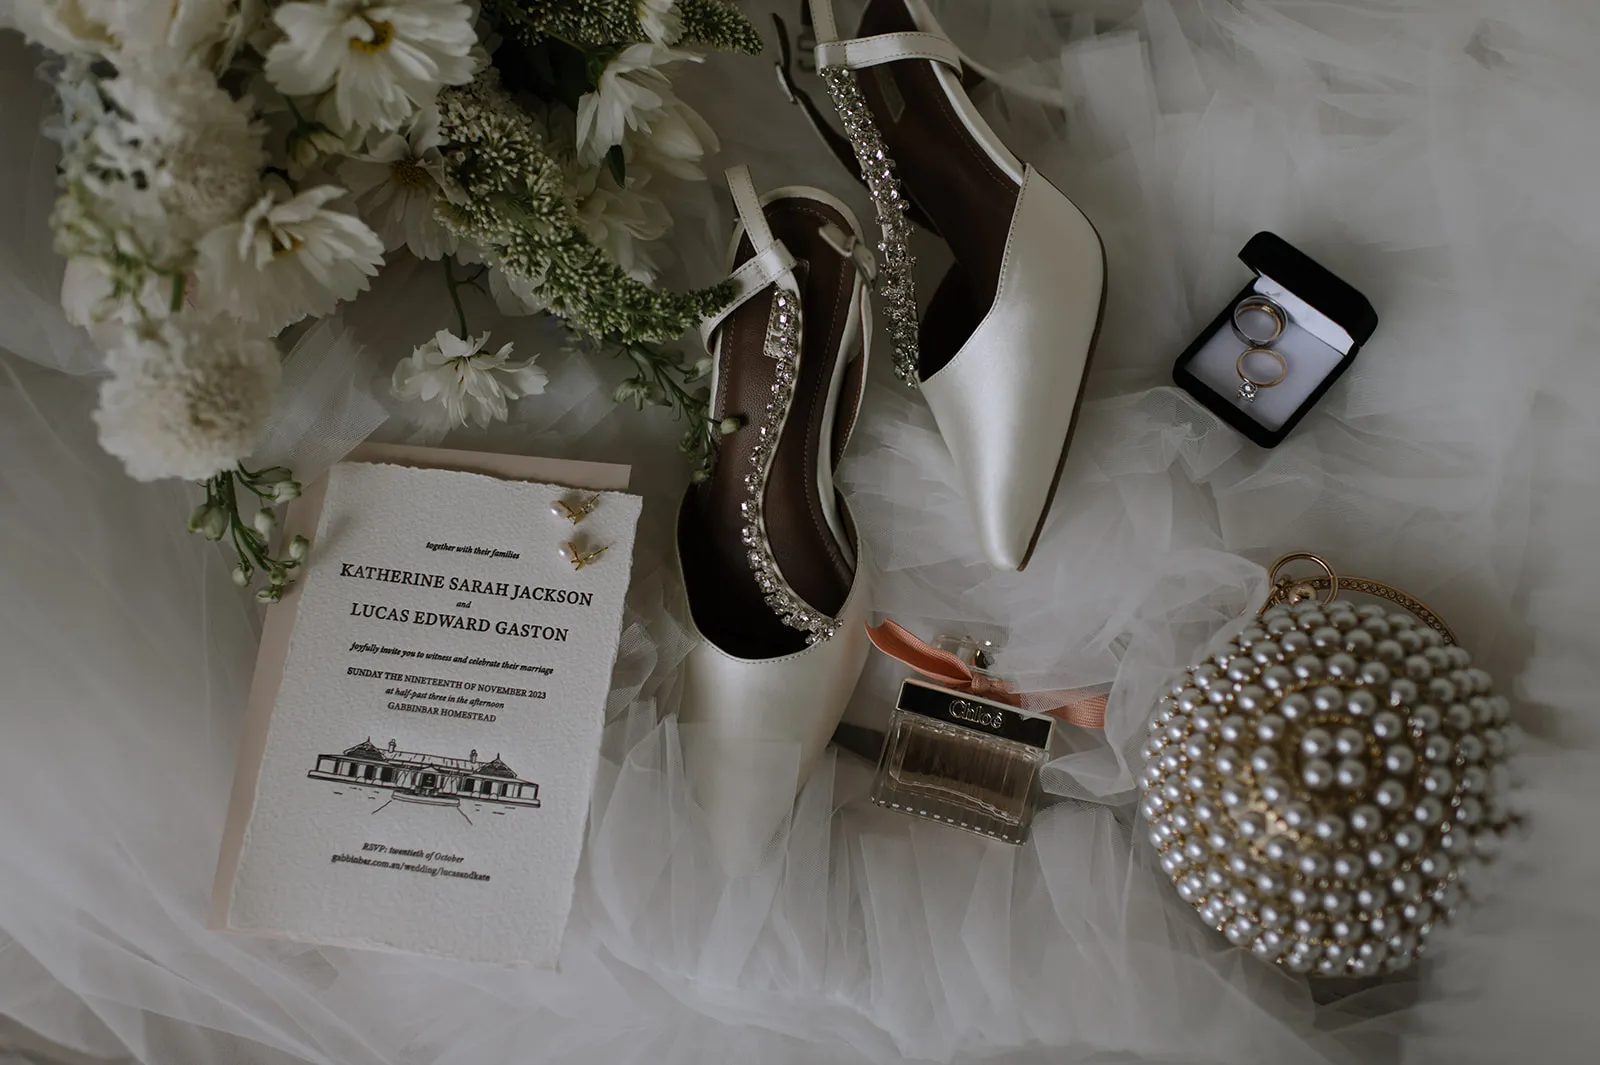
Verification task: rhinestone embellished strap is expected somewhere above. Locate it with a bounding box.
[738,290,840,644]
[817,66,921,387]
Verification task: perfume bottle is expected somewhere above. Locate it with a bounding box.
[869,639,1053,845]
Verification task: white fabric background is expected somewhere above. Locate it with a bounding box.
[2,1,1598,1063]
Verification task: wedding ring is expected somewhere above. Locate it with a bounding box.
[1236,347,1287,403]
[1231,295,1287,346]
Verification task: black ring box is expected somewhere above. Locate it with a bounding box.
[1173,233,1379,448]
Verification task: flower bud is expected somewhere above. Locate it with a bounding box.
[289,131,321,170]
[256,586,283,603]
[188,503,214,533]
[201,507,229,541]
[288,535,310,561]
[689,468,710,485]
[273,480,302,502]
[253,508,276,535]
[231,564,251,587]
[718,416,741,436]
[691,356,713,380]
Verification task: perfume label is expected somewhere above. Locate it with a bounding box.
[896,679,1052,749]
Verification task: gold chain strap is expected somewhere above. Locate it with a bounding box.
[1257,552,1457,646]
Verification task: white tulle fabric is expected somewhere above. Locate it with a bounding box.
[2,2,1598,1063]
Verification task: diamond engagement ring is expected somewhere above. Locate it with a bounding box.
[1237,346,1288,402]
[1232,294,1288,346]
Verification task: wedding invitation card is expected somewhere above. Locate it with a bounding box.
[211,446,639,965]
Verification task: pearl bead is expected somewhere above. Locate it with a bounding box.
[1251,640,1283,665]
[1313,686,1344,712]
[1445,703,1474,732]
[1262,665,1294,691]
[1266,614,1295,635]
[1193,798,1218,823]
[1218,715,1246,744]
[1302,758,1335,790]
[1163,781,1184,803]
[1280,630,1311,654]
[1293,654,1324,680]
[1458,734,1486,763]
[1176,880,1199,903]
[1419,853,1451,880]
[1395,630,1423,653]
[1236,812,1266,839]
[1312,626,1342,651]
[1161,852,1185,876]
[1226,659,1257,684]
[1253,932,1286,960]
[1428,677,1457,703]
[1193,663,1220,688]
[1383,744,1416,776]
[1329,609,1358,631]
[1388,678,1418,706]
[1424,648,1451,671]
[1367,843,1399,871]
[1141,795,1167,820]
[1414,797,1444,825]
[1218,784,1245,809]
[1376,639,1406,665]
[1402,900,1434,925]
[1332,853,1364,881]
[1183,738,1210,762]
[1349,805,1383,835]
[1184,840,1206,861]
[1256,715,1286,743]
[1284,951,1314,974]
[1226,918,1259,946]
[1460,766,1488,794]
[1323,891,1354,918]
[1446,646,1473,670]
[1297,609,1326,629]
[1297,851,1330,878]
[1357,885,1389,911]
[1205,864,1229,890]
[1313,814,1347,843]
[1404,655,1433,681]
[1457,797,1483,825]
[1190,704,1219,731]
[1278,694,1311,721]
[1418,628,1443,649]
[1372,711,1404,740]
[1263,837,1292,864]
[1239,626,1267,647]
[558,542,578,562]
[1360,661,1393,686]
[1208,830,1231,852]
[1331,917,1362,942]
[1235,685,1268,713]
[1291,917,1326,940]
[1344,629,1376,657]
[1287,885,1312,910]
[1260,904,1289,929]
[1412,704,1442,733]
[1393,824,1424,853]
[1260,776,1290,806]
[1170,809,1192,832]
[1334,727,1366,757]
[1300,727,1334,758]
[1369,914,1399,938]
[1357,604,1387,620]
[1214,747,1241,776]
[1250,747,1280,776]
[1391,872,1422,899]
[1375,781,1407,809]
[1423,735,1454,764]
[1165,721,1189,743]
[1335,759,1368,791]
[1327,653,1358,679]
[1423,767,1454,795]
[1228,886,1255,911]
[1256,872,1285,897]
[1345,690,1377,717]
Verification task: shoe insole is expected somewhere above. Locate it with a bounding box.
[856,0,1021,379]
[685,197,860,660]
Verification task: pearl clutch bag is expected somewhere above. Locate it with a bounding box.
[1139,553,1521,977]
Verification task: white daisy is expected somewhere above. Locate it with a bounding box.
[265,0,478,133]
[6,0,233,60]
[337,109,456,258]
[575,43,702,166]
[196,184,386,333]
[636,0,682,46]
[572,168,672,283]
[94,316,282,482]
[629,93,718,181]
[391,329,548,429]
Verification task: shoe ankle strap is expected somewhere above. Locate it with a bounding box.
[807,0,959,71]
[699,166,798,351]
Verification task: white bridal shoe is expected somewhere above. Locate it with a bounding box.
[805,0,1106,571]
[675,166,873,872]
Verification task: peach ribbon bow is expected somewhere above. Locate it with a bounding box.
[865,620,1108,729]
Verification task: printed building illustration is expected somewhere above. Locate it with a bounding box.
[309,739,540,808]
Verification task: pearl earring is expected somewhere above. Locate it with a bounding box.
[550,494,599,524]
[559,540,607,571]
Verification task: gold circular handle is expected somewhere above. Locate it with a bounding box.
[1258,552,1456,645]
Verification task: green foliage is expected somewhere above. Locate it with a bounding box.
[483,0,761,54]
[434,74,731,346]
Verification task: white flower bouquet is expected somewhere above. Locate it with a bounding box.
[5,0,760,599]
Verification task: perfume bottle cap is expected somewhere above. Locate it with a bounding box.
[897,678,1053,750]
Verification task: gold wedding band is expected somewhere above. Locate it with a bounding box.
[1236,346,1287,402]
[1232,295,1287,346]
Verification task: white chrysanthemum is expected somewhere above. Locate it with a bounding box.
[5,0,233,59]
[94,317,282,482]
[197,185,385,333]
[86,60,268,247]
[392,329,547,429]
[629,93,718,181]
[265,0,478,132]
[637,0,682,46]
[572,168,672,283]
[575,44,704,166]
[337,109,456,258]
[487,268,548,317]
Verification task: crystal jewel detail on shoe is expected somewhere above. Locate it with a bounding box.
[819,66,920,387]
[740,289,840,644]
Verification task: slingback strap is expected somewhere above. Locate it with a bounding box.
[814,31,960,72]
[699,166,798,351]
